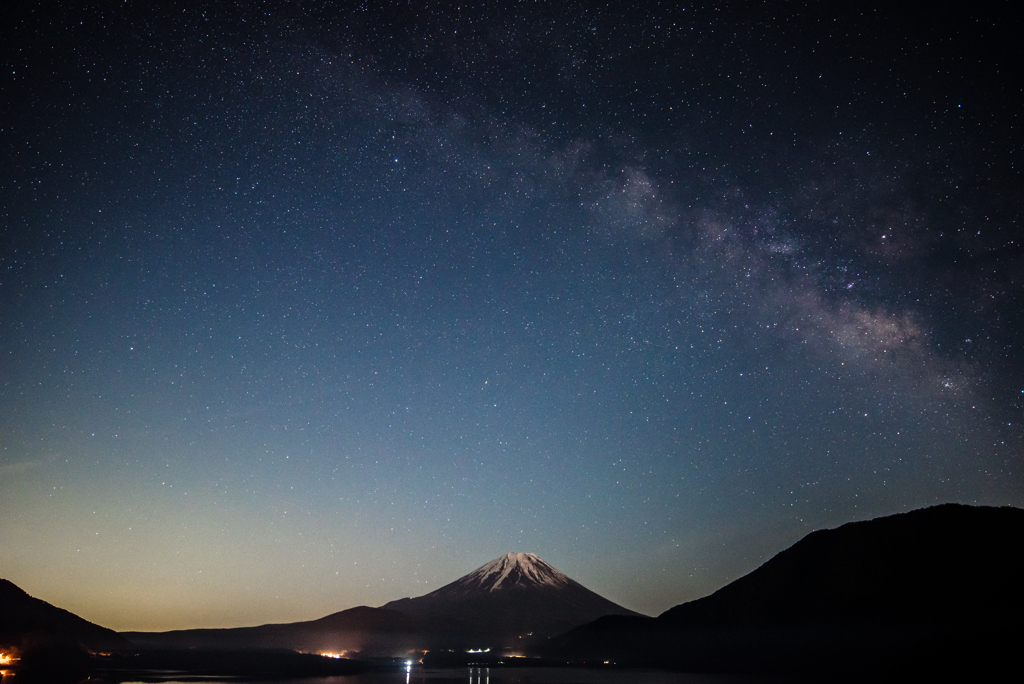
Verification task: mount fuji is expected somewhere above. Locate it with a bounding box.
[381,552,641,647]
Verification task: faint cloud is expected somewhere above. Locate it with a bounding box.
[0,459,46,477]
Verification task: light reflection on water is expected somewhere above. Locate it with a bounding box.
[115,664,792,684]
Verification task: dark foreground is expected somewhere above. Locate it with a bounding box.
[1,637,1015,684]
[0,647,367,684]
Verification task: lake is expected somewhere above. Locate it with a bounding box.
[114,664,797,684]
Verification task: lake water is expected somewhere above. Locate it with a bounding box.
[116,665,796,684]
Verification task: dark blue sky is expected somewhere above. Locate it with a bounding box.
[2,1,1021,631]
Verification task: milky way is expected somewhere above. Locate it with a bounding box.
[1,2,1021,630]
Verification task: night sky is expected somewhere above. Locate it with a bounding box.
[2,1,1022,632]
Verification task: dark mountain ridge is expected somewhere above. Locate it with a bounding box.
[660,503,1024,629]
[548,504,1024,672]
[0,578,133,660]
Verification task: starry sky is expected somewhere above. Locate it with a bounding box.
[1,1,1022,632]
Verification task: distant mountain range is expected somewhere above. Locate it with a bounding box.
[124,551,639,654]
[4,503,1023,675]
[122,604,423,655]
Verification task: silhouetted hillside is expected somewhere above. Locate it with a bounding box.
[0,578,133,658]
[547,504,1024,674]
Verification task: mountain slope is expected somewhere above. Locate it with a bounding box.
[0,578,133,656]
[547,504,1024,672]
[381,552,641,647]
[123,605,420,655]
[659,503,1024,629]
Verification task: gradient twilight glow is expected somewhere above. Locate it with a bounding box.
[1,2,1021,631]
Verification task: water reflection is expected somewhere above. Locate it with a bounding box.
[0,665,793,684]
[368,665,785,684]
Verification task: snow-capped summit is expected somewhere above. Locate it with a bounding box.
[444,552,570,593]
